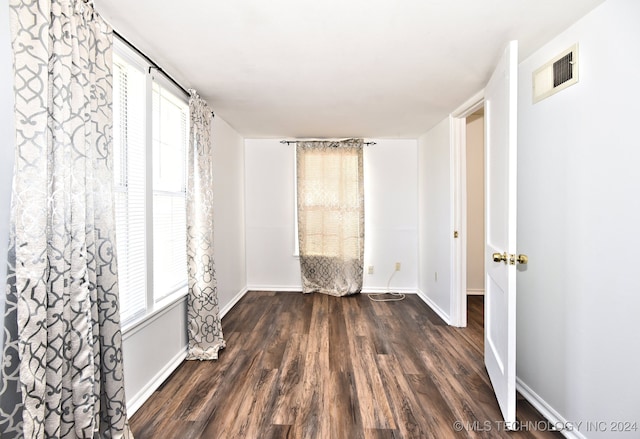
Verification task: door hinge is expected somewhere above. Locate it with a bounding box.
[454,231,459,238]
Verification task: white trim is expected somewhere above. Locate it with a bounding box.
[450,116,467,327]
[516,378,584,439]
[244,286,419,295]
[113,38,149,73]
[416,289,452,325]
[452,89,485,118]
[245,285,303,293]
[126,348,187,416]
[449,90,487,329]
[220,287,249,318]
[122,293,187,340]
[154,285,189,313]
[466,289,485,295]
[144,63,154,316]
[363,287,417,295]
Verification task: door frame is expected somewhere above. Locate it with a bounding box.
[450,90,484,328]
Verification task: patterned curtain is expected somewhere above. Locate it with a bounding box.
[185,90,225,360]
[296,139,365,296]
[0,1,133,438]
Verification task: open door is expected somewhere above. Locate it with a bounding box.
[484,40,518,424]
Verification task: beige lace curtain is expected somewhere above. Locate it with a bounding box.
[296,139,364,296]
[1,0,133,437]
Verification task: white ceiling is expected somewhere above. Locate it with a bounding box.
[97,0,603,139]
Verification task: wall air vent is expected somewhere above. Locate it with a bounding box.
[533,44,579,103]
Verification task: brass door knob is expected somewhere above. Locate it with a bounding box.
[517,254,528,265]
[492,252,508,263]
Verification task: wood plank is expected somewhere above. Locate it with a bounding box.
[293,349,331,438]
[328,369,364,439]
[130,293,562,439]
[376,355,438,438]
[270,333,306,425]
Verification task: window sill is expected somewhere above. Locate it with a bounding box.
[122,287,189,340]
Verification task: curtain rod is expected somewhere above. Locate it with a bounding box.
[112,29,214,118]
[280,140,376,145]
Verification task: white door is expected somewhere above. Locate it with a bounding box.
[484,40,518,424]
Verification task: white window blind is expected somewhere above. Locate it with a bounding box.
[112,41,190,328]
[151,82,188,301]
[113,55,147,325]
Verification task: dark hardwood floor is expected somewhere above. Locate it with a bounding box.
[130,292,561,438]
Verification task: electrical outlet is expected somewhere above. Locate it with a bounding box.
[395,262,401,271]
[368,266,374,275]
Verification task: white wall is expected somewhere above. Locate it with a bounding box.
[0,0,15,360]
[245,139,418,292]
[417,118,452,322]
[122,297,188,414]
[363,139,418,291]
[212,116,247,311]
[516,0,640,436]
[466,114,484,293]
[244,139,301,289]
[123,115,246,413]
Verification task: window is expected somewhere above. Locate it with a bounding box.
[292,145,361,258]
[151,82,188,301]
[296,146,363,260]
[113,40,189,328]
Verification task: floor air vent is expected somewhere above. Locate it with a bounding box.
[533,44,578,103]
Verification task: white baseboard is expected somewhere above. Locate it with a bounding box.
[516,377,585,439]
[362,287,417,295]
[220,287,249,318]
[245,284,302,292]
[466,288,485,295]
[416,289,451,325]
[127,348,187,416]
[245,285,419,295]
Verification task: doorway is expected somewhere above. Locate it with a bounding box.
[465,109,485,302]
[450,91,484,328]
[464,109,486,339]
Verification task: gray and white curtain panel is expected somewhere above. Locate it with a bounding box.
[1,0,133,437]
[185,91,225,360]
[296,139,365,296]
